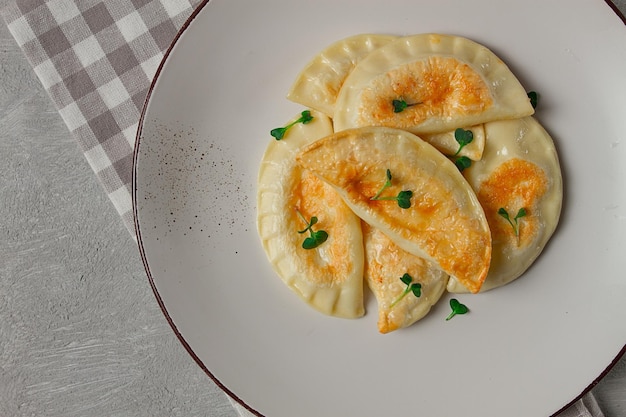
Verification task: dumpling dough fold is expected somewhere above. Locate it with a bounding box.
[257,111,365,318]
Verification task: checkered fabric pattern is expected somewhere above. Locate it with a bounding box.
[1,0,204,235]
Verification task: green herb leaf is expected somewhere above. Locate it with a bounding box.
[445,298,469,321]
[498,207,527,238]
[390,273,422,308]
[300,110,314,124]
[453,128,474,156]
[527,91,539,109]
[271,110,314,140]
[411,283,422,297]
[400,273,413,285]
[396,190,413,209]
[455,156,472,172]
[370,169,413,209]
[270,127,287,140]
[392,99,408,113]
[302,230,328,249]
[392,98,422,113]
[295,209,328,249]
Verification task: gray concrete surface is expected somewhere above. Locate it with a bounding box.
[0,1,624,417]
[0,6,237,417]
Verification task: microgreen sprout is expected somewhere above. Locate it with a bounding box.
[270,110,314,140]
[370,169,393,200]
[450,128,475,172]
[392,98,422,113]
[527,91,539,109]
[454,156,472,172]
[498,207,527,241]
[445,298,469,321]
[296,209,328,249]
[370,169,413,209]
[453,128,474,156]
[390,273,422,308]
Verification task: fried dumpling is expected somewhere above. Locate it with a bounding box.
[363,223,448,333]
[287,34,398,117]
[447,116,563,293]
[296,126,491,293]
[333,33,534,135]
[257,111,365,318]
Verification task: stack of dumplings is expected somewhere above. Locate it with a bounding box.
[257,33,563,334]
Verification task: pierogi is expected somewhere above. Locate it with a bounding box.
[333,33,534,135]
[287,34,398,117]
[287,33,489,159]
[447,117,563,293]
[257,111,365,318]
[296,126,491,294]
[257,32,563,332]
[363,223,448,333]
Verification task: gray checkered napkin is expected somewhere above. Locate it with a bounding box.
[1,0,204,234]
[1,2,254,416]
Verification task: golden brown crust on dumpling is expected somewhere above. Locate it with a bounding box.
[296,126,491,293]
[478,158,548,247]
[358,56,493,129]
[447,116,563,293]
[257,111,365,318]
[363,223,448,333]
[334,33,534,135]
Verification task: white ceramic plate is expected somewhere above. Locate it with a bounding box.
[133,1,626,416]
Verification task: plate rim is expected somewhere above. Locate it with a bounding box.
[131,1,261,415]
[131,1,626,416]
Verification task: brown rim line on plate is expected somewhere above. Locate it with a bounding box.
[131,1,626,416]
[131,1,261,415]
